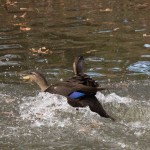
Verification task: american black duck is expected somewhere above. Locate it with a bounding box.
[22,56,114,121]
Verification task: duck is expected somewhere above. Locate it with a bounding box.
[22,56,114,121]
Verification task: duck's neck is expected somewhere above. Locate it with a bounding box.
[36,80,50,92]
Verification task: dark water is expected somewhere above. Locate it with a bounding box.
[0,0,150,150]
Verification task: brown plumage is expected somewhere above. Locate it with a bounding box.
[22,56,114,121]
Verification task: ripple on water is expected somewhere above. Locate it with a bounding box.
[93,30,112,34]
[0,61,20,66]
[0,54,22,66]
[86,71,105,77]
[0,35,19,40]
[128,61,150,75]
[0,44,22,50]
[141,55,150,58]
[86,57,104,62]
[1,54,21,59]
[144,44,150,48]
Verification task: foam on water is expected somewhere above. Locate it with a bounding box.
[1,91,150,149]
[96,92,133,104]
[19,92,135,127]
[126,121,150,129]
[20,93,98,127]
[20,92,74,127]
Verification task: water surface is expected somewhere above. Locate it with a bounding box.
[0,0,150,149]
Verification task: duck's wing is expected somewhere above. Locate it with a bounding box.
[80,96,115,120]
[69,74,99,87]
[73,56,84,75]
[72,56,99,87]
[45,81,100,97]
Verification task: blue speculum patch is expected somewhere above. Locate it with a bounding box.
[69,91,86,99]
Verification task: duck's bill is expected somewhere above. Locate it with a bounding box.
[22,75,30,80]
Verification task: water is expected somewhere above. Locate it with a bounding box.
[0,85,150,150]
[0,0,150,149]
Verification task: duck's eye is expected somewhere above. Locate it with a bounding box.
[30,72,36,75]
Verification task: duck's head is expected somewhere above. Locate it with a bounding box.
[22,71,49,91]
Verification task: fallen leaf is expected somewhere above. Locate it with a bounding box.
[113,28,120,31]
[86,49,97,54]
[20,12,27,18]
[20,8,33,12]
[4,0,17,11]
[136,3,148,9]
[103,22,115,25]
[143,34,150,37]
[41,47,46,50]
[13,15,17,18]
[6,0,17,6]
[30,47,53,55]
[13,23,26,26]
[100,8,112,12]
[20,27,31,31]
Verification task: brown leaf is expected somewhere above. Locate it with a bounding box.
[30,47,53,55]
[20,12,27,18]
[113,28,120,31]
[86,49,97,54]
[136,3,148,9]
[20,8,33,12]
[13,23,26,26]
[100,8,112,12]
[143,34,150,37]
[20,27,31,31]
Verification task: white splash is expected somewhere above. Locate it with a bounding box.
[20,92,76,127]
[20,92,97,127]
[126,121,150,129]
[19,91,135,127]
[96,92,133,104]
